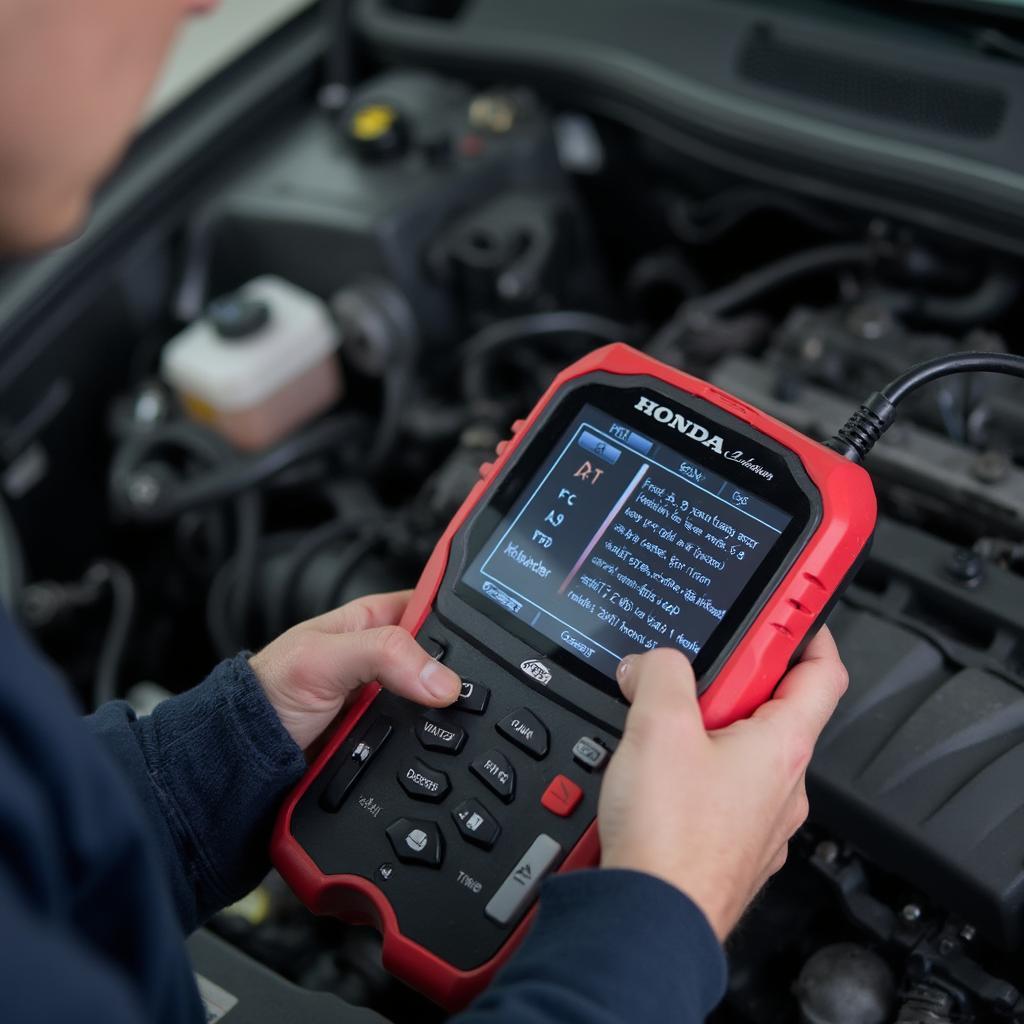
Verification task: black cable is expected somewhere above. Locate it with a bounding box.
[829,351,1024,463]
[91,561,137,709]
[206,559,241,661]
[229,493,263,646]
[647,241,874,356]
[369,353,412,470]
[175,508,229,578]
[666,186,849,246]
[687,242,872,318]
[204,497,265,661]
[111,416,358,522]
[110,420,269,655]
[917,266,1019,327]
[198,490,262,659]
[625,249,705,310]
[0,494,25,612]
[109,420,231,519]
[462,311,632,355]
[459,312,634,400]
[880,352,1024,406]
[324,0,356,97]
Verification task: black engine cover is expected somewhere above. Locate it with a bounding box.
[809,518,1024,949]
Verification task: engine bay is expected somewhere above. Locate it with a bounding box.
[1,3,1023,1022]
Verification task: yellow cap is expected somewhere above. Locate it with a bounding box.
[350,103,399,142]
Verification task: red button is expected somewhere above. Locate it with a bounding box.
[541,775,583,817]
[459,133,486,158]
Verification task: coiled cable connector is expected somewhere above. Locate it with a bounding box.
[827,393,896,462]
[827,351,1024,464]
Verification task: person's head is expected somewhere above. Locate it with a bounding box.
[0,0,218,254]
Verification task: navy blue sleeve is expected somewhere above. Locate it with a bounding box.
[86,654,307,932]
[1,872,148,1024]
[454,870,727,1024]
[0,609,204,1024]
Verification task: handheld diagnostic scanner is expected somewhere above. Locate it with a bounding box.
[271,342,881,1008]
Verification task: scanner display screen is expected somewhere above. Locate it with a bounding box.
[460,404,793,682]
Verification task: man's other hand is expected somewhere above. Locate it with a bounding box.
[598,628,848,941]
[250,592,460,751]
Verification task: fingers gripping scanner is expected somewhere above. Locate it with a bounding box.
[272,343,878,1009]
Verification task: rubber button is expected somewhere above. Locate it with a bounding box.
[496,708,549,759]
[455,680,490,715]
[320,760,363,813]
[386,818,444,868]
[458,132,485,158]
[471,749,516,802]
[351,716,393,764]
[397,758,450,802]
[452,798,501,849]
[416,715,466,755]
[484,835,562,926]
[541,775,583,817]
[572,737,609,772]
[320,715,392,812]
[421,636,446,661]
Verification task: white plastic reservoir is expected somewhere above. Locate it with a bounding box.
[161,276,342,451]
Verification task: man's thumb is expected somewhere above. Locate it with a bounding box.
[294,625,462,708]
[617,648,704,745]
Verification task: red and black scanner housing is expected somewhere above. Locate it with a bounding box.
[271,343,877,1010]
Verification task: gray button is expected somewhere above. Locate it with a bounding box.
[484,834,562,926]
[578,430,621,465]
[572,736,609,771]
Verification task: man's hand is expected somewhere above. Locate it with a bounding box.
[598,628,848,941]
[250,591,460,751]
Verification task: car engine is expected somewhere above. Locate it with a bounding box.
[1,5,1023,1022]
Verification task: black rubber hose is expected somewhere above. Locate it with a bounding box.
[327,530,388,607]
[324,0,357,94]
[109,420,232,519]
[647,241,874,356]
[369,355,412,470]
[205,497,263,661]
[459,311,634,400]
[667,186,849,246]
[461,311,633,358]
[918,266,1019,327]
[0,494,25,612]
[270,515,360,636]
[228,492,263,647]
[112,417,358,522]
[91,561,137,709]
[109,419,266,654]
[206,559,241,661]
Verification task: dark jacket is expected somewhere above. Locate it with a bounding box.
[0,608,725,1023]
